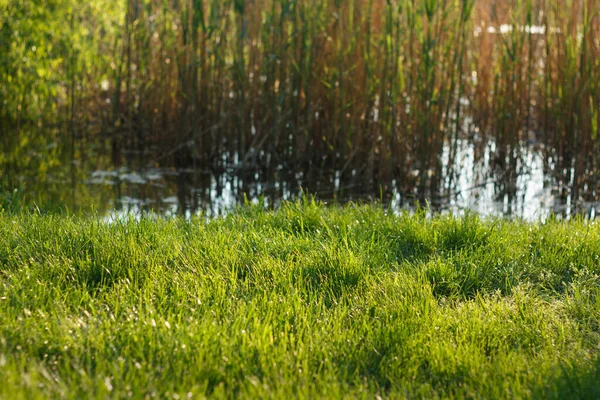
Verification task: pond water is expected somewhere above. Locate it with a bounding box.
[2,128,597,221]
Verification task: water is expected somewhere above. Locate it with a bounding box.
[2,128,597,220]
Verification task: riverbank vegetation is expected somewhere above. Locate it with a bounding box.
[2,0,599,202]
[0,201,599,398]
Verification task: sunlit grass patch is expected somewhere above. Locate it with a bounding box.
[0,201,599,398]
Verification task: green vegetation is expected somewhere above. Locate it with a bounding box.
[1,0,599,195]
[1,1,599,395]
[1,201,599,398]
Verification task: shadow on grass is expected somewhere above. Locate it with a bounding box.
[535,356,600,399]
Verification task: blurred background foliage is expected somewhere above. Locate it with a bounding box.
[0,0,599,215]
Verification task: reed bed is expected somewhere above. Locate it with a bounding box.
[1,0,599,200]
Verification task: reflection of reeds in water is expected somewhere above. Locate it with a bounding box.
[0,0,599,208]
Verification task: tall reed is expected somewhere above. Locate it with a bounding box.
[1,0,599,202]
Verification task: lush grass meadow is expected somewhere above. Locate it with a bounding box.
[2,1,599,397]
[0,201,599,398]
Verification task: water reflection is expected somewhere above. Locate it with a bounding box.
[1,128,598,220]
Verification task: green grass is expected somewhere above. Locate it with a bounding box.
[1,201,599,399]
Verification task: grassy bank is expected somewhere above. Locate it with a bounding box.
[0,201,599,398]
